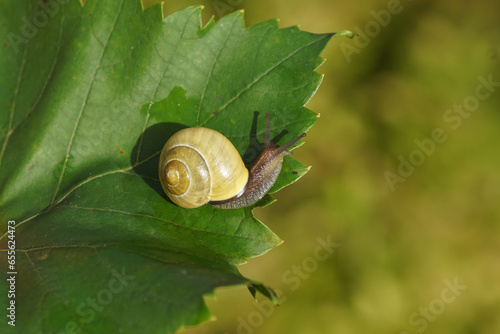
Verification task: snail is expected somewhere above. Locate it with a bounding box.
[159,114,306,209]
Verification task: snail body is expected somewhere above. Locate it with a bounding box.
[159,114,305,209]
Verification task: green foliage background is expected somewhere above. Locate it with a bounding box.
[149,0,499,333]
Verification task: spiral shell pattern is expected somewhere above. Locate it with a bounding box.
[159,127,249,208]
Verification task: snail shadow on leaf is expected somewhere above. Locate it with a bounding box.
[242,111,289,164]
[131,122,187,199]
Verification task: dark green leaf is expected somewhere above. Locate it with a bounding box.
[0,0,332,332]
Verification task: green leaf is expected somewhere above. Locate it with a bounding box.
[0,0,332,332]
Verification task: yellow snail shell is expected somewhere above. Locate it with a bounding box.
[159,127,249,208]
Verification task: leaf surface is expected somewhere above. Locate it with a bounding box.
[0,1,331,332]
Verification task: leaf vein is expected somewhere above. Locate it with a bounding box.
[200,35,330,126]
[0,47,28,167]
[250,26,273,78]
[57,205,262,241]
[7,14,66,139]
[50,0,126,205]
[196,15,239,125]
[135,12,193,164]
[0,150,161,242]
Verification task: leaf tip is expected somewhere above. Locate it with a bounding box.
[333,30,357,39]
[247,283,280,305]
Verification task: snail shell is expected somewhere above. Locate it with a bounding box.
[159,127,249,208]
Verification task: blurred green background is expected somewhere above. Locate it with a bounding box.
[149,0,500,333]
